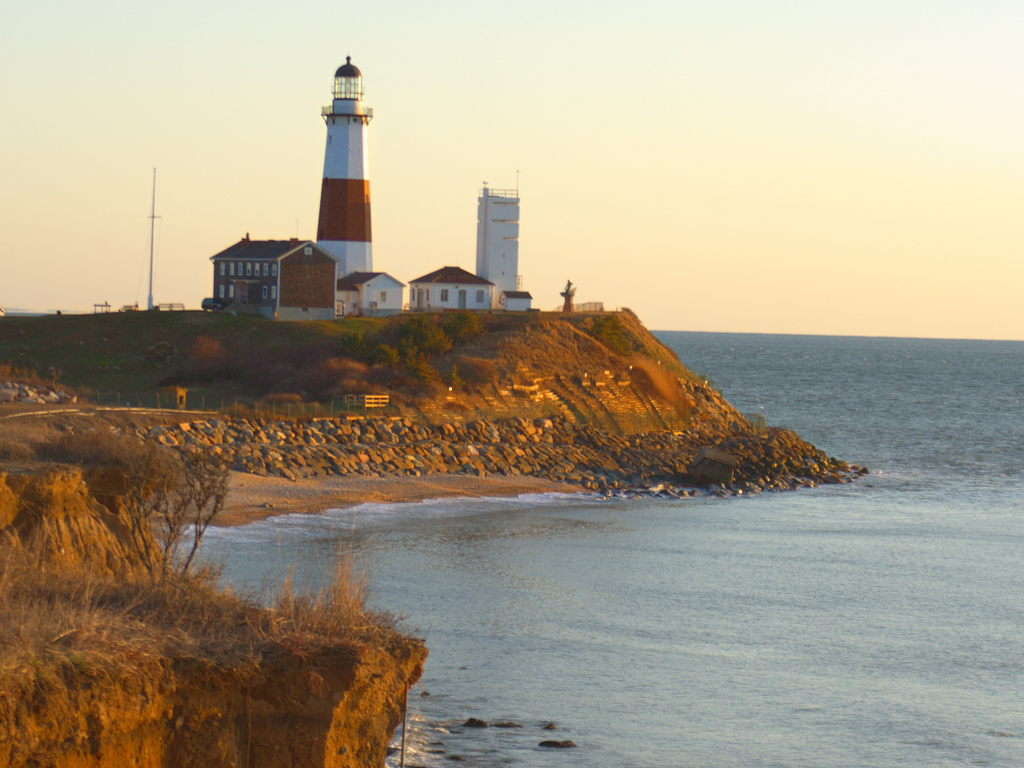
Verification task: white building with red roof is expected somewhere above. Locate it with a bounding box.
[408,266,494,312]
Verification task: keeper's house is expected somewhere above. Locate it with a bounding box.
[336,272,405,317]
[210,237,340,321]
[408,266,494,312]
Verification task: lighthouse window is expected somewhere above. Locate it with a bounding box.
[440,289,449,302]
[334,76,362,100]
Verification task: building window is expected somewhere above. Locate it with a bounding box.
[229,284,235,298]
[272,263,278,276]
[219,262,225,276]
[218,284,225,299]
[262,263,268,276]
[262,285,268,299]
[304,246,312,255]
[441,289,449,302]
[229,263,235,276]
[380,291,387,303]
[245,262,252,276]
[270,286,277,299]
[476,290,485,303]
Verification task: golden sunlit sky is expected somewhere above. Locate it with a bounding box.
[2,0,1023,339]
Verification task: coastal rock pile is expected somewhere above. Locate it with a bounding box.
[0,382,76,405]
[138,415,859,495]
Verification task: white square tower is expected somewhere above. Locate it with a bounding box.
[475,185,519,307]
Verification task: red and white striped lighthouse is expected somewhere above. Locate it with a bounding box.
[317,57,372,275]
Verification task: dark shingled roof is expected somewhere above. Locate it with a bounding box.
[337,271,381,291]
[336,271,405,291]
[209,239,334,262]
[503,291,533,299]
[409,266,493,286]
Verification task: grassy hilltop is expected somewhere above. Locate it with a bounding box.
[1,309,723,431]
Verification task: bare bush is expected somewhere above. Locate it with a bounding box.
[458,357,500,387]
[189,335,227,363]
[38,429,231,578]
[159,447,231,575]
[298,357,371,400]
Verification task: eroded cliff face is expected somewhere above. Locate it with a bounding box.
[1,643,426,768]
[1,469,149,577]
[0,470,426,768]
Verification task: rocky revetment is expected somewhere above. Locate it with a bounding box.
[138,411,863,498]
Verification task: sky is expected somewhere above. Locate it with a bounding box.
[2,0,1023,339]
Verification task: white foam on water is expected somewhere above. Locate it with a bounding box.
[204,491,589,546]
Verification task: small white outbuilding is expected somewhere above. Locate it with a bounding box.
[335,272,405,316]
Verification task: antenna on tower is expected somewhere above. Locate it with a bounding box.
[146,168,161,311]
[515,169,519,195]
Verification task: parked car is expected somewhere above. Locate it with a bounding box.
[201,297,226,312]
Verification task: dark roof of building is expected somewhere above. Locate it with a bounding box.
[335,56,361,78]
[408,266,493,286]
[337,271,406,291]
[209,238,334,262]
[503,291,533,299]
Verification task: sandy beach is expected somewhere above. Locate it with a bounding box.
[218,471,584,526]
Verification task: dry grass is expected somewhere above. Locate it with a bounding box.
[0,412,180,467]
[0,539,407,691]
[0,417,71,463]
[35,423,138,467]
[0,363,53,389]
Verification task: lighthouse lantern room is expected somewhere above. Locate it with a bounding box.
[317,57,373,275]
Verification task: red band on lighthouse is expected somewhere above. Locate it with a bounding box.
[317,178,371,242]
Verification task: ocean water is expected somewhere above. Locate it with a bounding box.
[203,333,1024,767]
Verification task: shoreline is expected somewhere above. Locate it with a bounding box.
[218,471,585,526]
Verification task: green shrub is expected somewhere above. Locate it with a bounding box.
[588,315,633,356]
[396,316,452,359]
[368,344,400,367]
[440,311,484,345]
[404,354,440,382]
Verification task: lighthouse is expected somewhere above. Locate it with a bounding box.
[317,57,373,275]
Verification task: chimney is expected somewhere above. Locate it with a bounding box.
[244,232,250,242]
[290,237,299,246]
